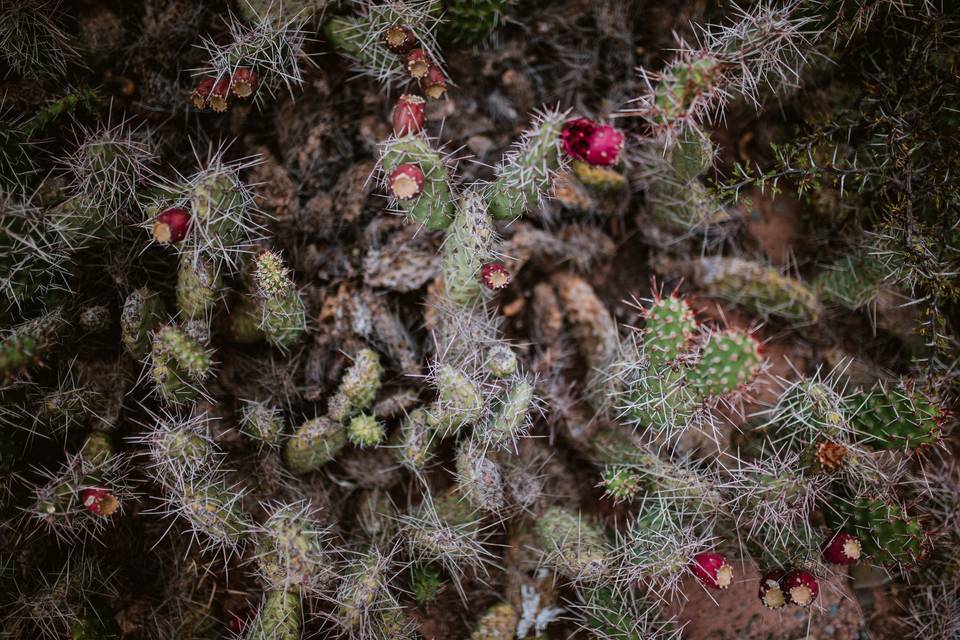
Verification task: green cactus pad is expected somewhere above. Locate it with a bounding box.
[847,383,941,450]
[246,588,302,640]
[642,295,698,366]
[688,330,762,398]
[827,497,925,566]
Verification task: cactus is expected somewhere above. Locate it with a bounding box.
[455,439,505,512]
[328,348,384,422]
[240,400,286,450]
[826,496,926,566]
[847,382,942,450]
[608,294,762,443]
[254,501,332,591]
[0,307,69,380]
[657,257,822,323]
[169,474,250,553]
[244,587,302,640]
[571,160,627,191]
[176,257,220,320]
[534,506,609,581]
[440,189,496,306]
[253,251,306,350]
[284,416,347,474]
[149,325,212,404]
[347,413,385,448]
[380,136,455,230]
[121,288,164,358]
[410,563,443,604]
[436,0,506,45]
[426,364,484,436]
[485,108,568,220]
[334,548,395,634]
[392,407,440,472]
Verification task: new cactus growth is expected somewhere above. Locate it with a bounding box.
[253,251,306,350]
[485,109,567,220]
[284,417,347,474]
[149,324,212,404]
[327,348,384,422]
[347,413,385,447]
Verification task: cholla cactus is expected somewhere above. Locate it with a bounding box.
[391,407,439,473]
[135,408,219,484]
[121,287,164,359]
[284,416,347,474]
[146,150,265,271]
[441,188,496,307]
[425,363,484,436]
[0,307,69,381]
[164,471,250,555]
[240,400,286,450]
[194,9,313,110]
[533,506,610,581]
[332,547,397,635]
[605,293,762,446]
[847,382,943,450]
[149,324,213,404]
[252,501,334,592]
[0,192,75,311]
[825,496,926,567]
[25,448,131,543]
[244,587,302,640]
[569,584,682,640]
[484,108,569,220]
[328,348,384,422]
[347,413,385,447]
[476,374,535,449]
[656,256,822,323]
[454,438,505,512]
[379,135,455,230]
[253,250,306,350]
[323,0,445,90]
[62,120,155,224]
[0,0,80,79]
[176,256,221,320]
[622,1,819,142]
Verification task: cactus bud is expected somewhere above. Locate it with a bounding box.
[152,207,191,244]
[231,67,257,98]
[758,570,786,609]
[690,552,732,590]
[81,487,119,517]
[405,49,430,79]
[347,413,384,448]
[385,24,416,54]
[813,439,848,472]
[191,77,214,109]
[782,569,818,607]
[393,94,426,136]
[209,77,230,112]
[389,164,425,200]
[823,532,861,565]
[421,66,447,99]
[481,262,510,290]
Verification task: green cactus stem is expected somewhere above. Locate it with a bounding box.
[254,251,306,350]
[381,136,455,230]
[284,417,347,474]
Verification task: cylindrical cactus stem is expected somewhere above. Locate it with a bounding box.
[347,413,385,448]
[469,602,519,640]
[253,250,306,350]
[656,256,822,323]
[390,407,440,472]
[380,136,455,230]
[441,188,496,307]
[225,296,265,344]
[455,439,505,512]
[334,548,395,634]
[846,381,942,450]
[121,287,164,358]
[825,496,926,566]
[572,584,679,640]
[533,506,610,581]
[149,324,212,404]
[425,364,484,436]
[244,587,302,640]
[484,108,568,220]
[485,344,517,378]
[141,412,218,484]
[176,256,220,320]
[171,474,250,553]
[254,501,333,592]
[239,400,286,450]
[327,348,384,423]
[284,416,348,474]
[478,375,534,448]
[0,307,69,381]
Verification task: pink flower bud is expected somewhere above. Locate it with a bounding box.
[389,164,425,200]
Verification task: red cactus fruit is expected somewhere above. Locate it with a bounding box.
[152,207,191,244]
[81,487,119,517]
[191,77,215,109]
[231,68,257,98]
[823,532,861,565]
[481,262,511,290]
[393,94,426,136]
[782,569,819,607]
[421,66,447,100]
[690,552,733,590]
[758,570,787,609]
[388,164,425,200]
[583,125,624,167]
[385,24,416,54]
[208,77,230,113]
[227,608,252,634]
[406,49,430,79]
[561,118,596,161]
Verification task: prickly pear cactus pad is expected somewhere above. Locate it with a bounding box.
[0,2,957,640]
